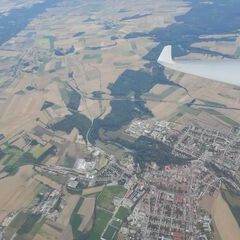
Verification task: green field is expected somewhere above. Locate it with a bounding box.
[179,105,202,116]
[70,197,85,240]
[17,213,42,235]
[110,219,122,229]
[169,105,240,126]
[115,206,129,221]
[218,93,236,100]
[59,82,81,111]
[5,212,27,239]
[203,108,240,126]
[201,100,226,108]
[42,172,68,185]
[168,104,203,122]
[1,145,36,175]
[6,212,45,240]
[143,86,179,101]
[87,208,112,240]
[127,50,135,56]
[37,37,50,49]
[8,212,28,229]
[2,146,22,165]
[63,154,76,168]
[85,186,127,239]
[114,62,132,68]
[97,185,127,212]
[33,182,51,195]
[31,144,52,159]
[83,54,102,63]
[1,143,55,176]
[36,36,55,50]
[102,225,117,240]
[1,154,14,164]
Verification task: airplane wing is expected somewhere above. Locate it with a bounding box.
[158,45,240,87]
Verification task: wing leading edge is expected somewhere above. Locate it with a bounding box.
[158,45,240,87]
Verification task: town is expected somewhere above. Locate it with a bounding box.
[0,117,240,240]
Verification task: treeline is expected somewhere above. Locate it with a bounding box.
[88,100,152,143]
[115,136,190,168]
[89,66,177,143]
[50,112,91,142]
[109,68,175,97]
[62,85,81,111]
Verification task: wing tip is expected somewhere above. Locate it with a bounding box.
[158,45,174,65]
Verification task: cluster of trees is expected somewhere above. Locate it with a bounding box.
[115,136,190,168]
[51,112,91,142]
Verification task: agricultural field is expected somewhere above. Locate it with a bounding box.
[115,207,130,221]
[0,166,54,205]
[110,219,122,230]
[222,190,240,226]
[100,207,129,240]
[30,144,53,160]
[69,197,85,240]
[0,0,191,145]
[101,225,117,240]
[82,186,104,196]
[0,0,239,239]
[69,185,127,239]
[0,145,35,175]
[86,208,112,240]
[78,197,95,233]
[69,197,113,240]
[96,185,127,212]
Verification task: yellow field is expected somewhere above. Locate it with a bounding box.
[78,197,95,232]
[34,174,62,191]
[57,193,81,227]
[0,166,37,222]
[82,186,104,196]
[0,0,192,147]
[34,222,61,240]
[200,193,240,240]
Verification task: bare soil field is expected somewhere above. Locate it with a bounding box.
[0,166,37,222]
[78,197,95,232]
[59,224,73,240]
[82,186,104,196]
[34,174,61,191]
[34,222,61,240]
[57,194,81,227]
[0,0,191,143]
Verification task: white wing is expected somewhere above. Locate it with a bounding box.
[158,45,240,87]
